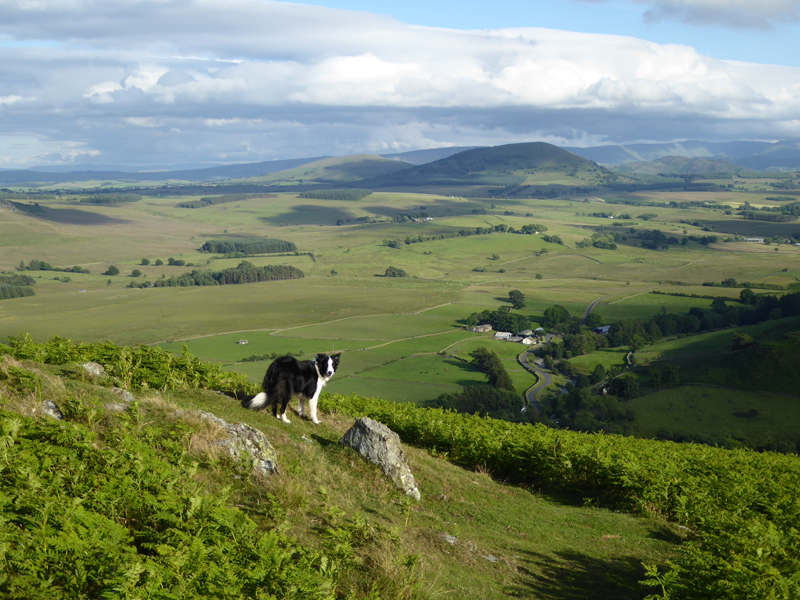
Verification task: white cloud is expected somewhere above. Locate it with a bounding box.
[0,0,799,167]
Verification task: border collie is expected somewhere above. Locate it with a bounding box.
[244,353,340,424]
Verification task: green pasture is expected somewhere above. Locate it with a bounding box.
[4,183,800,419]
[568,348,631,374]
[627,385,800,448]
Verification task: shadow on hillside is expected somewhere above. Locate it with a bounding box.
[10,201,132,225]
[511,550,652,599]
[258,205,352,226]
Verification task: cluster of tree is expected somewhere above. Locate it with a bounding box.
[241,351,299,362]
[464,307,531,333]
[576,232,618,250]
[537,378,635,434]
[649,364,680,389]
[433,385,531,423]
[508,290,525,310]
[299,189,372,201]
[391,212,428,222]
[639,213,659,220]
[177,193,276,208]
[80,193,142,204]
[19,260,89,273]
[0,284,34,300]
[199,238,297,255]
[383,266,408,278]
[128,261,304,288]
[469,347,514,390]
[518,223,548,234]
[542,234,564,245]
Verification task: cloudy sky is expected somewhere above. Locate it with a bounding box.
[1,0,799,169]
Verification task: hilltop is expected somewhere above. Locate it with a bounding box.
[361,142,621,194]
[234,154,413,185]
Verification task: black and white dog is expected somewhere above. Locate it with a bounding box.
[244,353,340,424]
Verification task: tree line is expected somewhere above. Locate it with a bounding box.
[176,193,276,208]
[18,259,90,274]
[199,238,297,255]
[299,189,372,201]
[80,193,142,204]
[128,261,303,288]
[383,222,548,249]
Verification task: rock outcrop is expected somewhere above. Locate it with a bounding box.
[339,416,421,501]
[196,411,279,477]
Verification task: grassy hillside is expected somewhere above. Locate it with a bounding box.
[616,156,755,175]
[236,155,413,186]
[2,337,799,599]
[364,142,622,190]
[1,342,677,600]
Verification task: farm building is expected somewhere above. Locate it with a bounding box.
[494,331,512,339]
[238,339,249,345]
[593,326,611,335]
[470,324,492,333]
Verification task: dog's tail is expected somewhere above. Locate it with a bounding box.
[244,391,268,410]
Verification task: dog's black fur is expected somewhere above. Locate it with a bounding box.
[243,353,340,424]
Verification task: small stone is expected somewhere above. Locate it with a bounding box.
[483,555,499,563]
[40,400,64,420]
[82,362,106,379]
[196,411,279,476]
[441,534,457,546]
[111,387,135,403]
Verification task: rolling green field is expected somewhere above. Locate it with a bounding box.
[3,185,800,408]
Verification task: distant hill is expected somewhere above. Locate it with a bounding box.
[363,142,618,191]
[380,146,483,165]
[615,156,757,176]
[0,157,328,185]
[233,154,413,185]
[566,139,800,171]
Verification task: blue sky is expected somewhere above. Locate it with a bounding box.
[287,0,799,66]
[0,0,798,169]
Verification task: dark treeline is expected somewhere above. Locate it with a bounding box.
[434,385,531,423]
[80,193,142,204]
[299,189,372,201]
[199,238,297,255]
[176,193,276,208]
[128,261,303,288]
[739,201,800,222]
[19,260,90,274]
[0,274,36,286]
[383,222,547,249]
[0,284,35,300]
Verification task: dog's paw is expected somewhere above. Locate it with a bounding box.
[311,418,321,425]
[279,414,291,424]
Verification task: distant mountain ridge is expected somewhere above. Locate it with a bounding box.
[3,139,799,187]
[615,156,758,176]
[565,139,800,171]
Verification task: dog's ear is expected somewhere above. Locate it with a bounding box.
[331,353,341,366]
